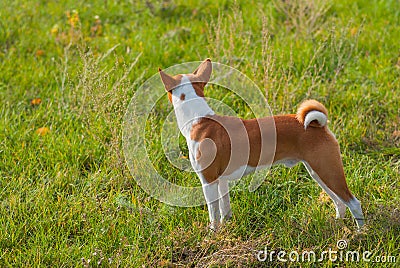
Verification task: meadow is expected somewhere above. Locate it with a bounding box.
[0,0,399,266]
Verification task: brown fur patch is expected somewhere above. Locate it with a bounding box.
[159,70,182,93]
[190,113,353,202]
[190,115,275,182]
[191,82,205,97]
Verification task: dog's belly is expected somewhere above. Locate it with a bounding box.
[219,165,254,180]
[219,164,270,181]
[273,158,300,168]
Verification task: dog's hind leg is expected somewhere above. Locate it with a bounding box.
[303,144,365,229]
[303,161,346,219]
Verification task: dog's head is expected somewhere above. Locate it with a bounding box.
[159,59,212,104]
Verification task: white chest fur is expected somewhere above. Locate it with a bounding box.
[171,76,214,138]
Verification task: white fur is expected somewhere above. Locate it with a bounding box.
[171,75,214,137]
[220,165,256,180]
[274,158,299,168]
[218,178,232,222]
[345,197,365,229]
[304,111,327,129]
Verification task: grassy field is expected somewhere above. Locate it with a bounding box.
[1,0,399,266]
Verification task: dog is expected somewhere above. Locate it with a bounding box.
[159,59,365,231]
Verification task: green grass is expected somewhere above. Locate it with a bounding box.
[1,0,399,266]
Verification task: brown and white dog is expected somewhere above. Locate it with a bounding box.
[159,59,364,230]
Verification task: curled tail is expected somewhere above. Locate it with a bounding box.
[296,100,329,129]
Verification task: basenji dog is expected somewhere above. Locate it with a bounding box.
[159,59,365,231]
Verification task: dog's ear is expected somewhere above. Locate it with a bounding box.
[159,68,179,92]
[192,58,212,84]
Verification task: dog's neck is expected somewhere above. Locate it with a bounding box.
[171,76,215,138]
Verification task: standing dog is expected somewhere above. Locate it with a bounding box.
[159,59,364,230]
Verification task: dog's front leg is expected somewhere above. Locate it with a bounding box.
[218,178,232,223]
[202,181,220,231]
